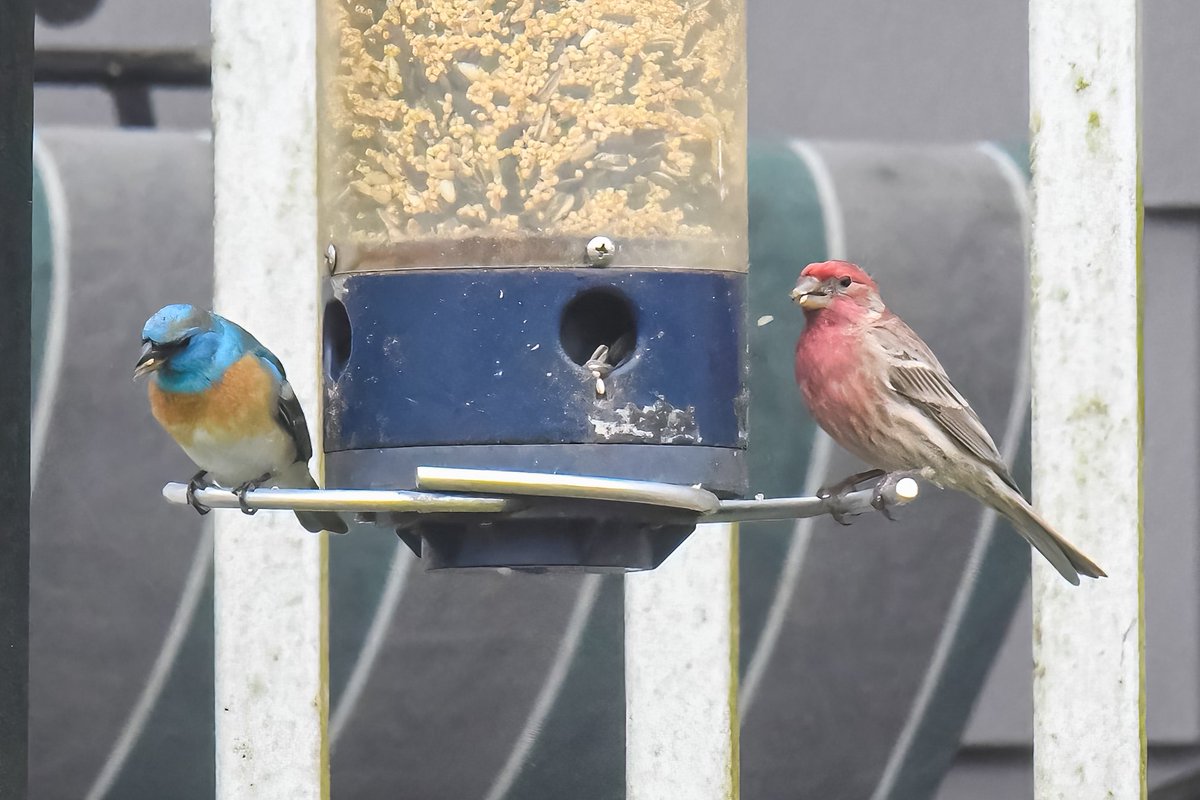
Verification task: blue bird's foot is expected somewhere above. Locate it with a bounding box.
[234,474,272,516]
[186,470,212,516]
[817,468,886,526]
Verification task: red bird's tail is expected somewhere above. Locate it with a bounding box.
[988,488,1106,585]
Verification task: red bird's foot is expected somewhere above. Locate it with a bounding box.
[233,473,272,516]
[186,470,211,516]
[870,471,922,521]
[817,468,886,499]
[817,468,886,525]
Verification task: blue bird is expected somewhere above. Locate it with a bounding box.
[135,303,348,534]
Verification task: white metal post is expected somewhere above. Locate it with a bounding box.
[1029,0,1144,797]
[211,0,328,797]
[626,524,739,800]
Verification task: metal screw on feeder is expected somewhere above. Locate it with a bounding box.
[324,242,337,274]
[586,235,616,267]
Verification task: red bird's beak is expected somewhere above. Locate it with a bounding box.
[791,276,830,310]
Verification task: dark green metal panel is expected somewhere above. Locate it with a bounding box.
[22,129,1038,799]
[997,139,1032,180]
[877,142,1034,800]
[106,572,215,800]
[28,129,215,800]
[329,534,406,711]
[883,417,1033,799]
[500,576,626,800]
[0,0,32,796]
[739,142,825,674]
[738,140,1037,800]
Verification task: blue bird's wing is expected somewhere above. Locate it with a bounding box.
[248,350,313,466]
[221,316,314,466]
[274,377,314,464]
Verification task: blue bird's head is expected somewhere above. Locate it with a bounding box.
[135,304,244,392]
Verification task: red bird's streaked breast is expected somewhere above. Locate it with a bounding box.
[794,302,902,469]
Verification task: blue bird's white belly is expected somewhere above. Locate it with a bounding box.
[148,353,303,487]
[180,425,296,487]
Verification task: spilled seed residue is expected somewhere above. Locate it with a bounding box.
[588,397,701,443]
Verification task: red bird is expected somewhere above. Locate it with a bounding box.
[791,260,1104,585]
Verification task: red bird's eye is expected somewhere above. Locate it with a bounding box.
[839,276,852,287]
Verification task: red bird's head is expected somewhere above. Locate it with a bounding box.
[790,260,882,315]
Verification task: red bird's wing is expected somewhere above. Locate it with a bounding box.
[870,315,1019,491]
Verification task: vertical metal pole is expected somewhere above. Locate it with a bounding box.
[626,525,739,800]
[1029,1,1144,797]
[0,0,32,796]
[211,0,328,797]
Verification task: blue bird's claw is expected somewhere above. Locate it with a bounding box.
[234,474,272,516]
[186,470,212,516]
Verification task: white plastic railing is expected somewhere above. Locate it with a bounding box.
[1029,0,1145,796]
[211,0,328,796]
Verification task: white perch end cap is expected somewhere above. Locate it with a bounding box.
[895,477,919,502]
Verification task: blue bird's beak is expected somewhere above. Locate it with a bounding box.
[134,341,166,379]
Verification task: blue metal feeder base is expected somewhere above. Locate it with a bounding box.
[395,519,696,574]
[323,268,747,571]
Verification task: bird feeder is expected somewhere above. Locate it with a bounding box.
[316,0,749,570]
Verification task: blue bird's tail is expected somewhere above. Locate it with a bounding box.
[289,469,349,534]
[295,508,349,535]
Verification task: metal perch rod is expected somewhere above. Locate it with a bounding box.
[162,468,919,524]
[161,484,522,514]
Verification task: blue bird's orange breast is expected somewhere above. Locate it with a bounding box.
[149,354,280,448]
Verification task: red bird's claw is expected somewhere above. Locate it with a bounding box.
[823,490,858,526]
[818,469,886,500]
[819,469,889,524]
[870,471,921,522]
[871,490,898,522]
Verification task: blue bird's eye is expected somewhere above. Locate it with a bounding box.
[156,334,193,353]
